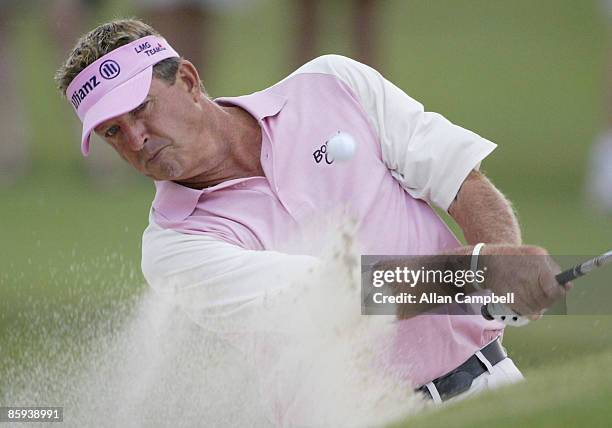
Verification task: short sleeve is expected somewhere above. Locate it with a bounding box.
[291,55,497,211]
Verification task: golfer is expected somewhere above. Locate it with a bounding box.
[56,19,568,413]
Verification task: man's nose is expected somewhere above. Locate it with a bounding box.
[123,123,148,151]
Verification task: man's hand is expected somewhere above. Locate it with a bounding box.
[480,244,573,319]
[447,171,572,317]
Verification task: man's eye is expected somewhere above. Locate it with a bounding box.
[105,125,120,138]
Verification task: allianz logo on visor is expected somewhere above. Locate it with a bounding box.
[70,75,102,110]
[99,60,120,80]
[70,60,121,109]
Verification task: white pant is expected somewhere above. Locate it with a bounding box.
[424,357,524,405]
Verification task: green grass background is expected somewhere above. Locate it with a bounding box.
[1,0,612,426]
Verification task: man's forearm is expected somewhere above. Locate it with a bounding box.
[448,170,522,245]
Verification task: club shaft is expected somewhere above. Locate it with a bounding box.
[555,251,612,285]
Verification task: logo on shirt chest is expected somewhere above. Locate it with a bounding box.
[312,141,334,165]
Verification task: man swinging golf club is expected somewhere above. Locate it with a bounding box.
[56,18,572,421]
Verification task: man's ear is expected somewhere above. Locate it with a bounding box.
[176,59,202,99]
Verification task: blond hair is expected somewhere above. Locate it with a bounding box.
[55,18,183,96]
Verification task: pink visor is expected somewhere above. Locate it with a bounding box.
[66,35,179,156]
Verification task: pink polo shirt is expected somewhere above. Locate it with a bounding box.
[143,55,504,386]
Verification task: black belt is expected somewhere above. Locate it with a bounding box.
[416,339,507,402]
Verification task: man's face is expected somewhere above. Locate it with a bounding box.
[93,68,218,181]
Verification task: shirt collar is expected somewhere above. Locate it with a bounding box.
[152,180,202,221]
[215,90,287,121]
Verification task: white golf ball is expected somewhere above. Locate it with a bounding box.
[326,132,356,161]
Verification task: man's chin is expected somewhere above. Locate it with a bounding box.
[147,161,185,181]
